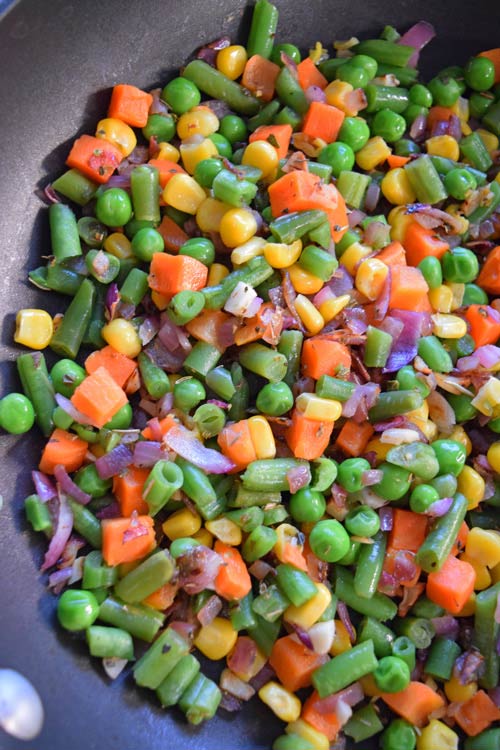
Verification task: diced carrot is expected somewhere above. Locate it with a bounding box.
[234,302,276,346]
[66,134,123,184]
[217,419,257,471]
[108,84,153,127]
[302,691,341,741]
[214,541,252,601]
[303,539,326,582]
[465,304,500,348]
[297,57,328,91]
[112,466,151,517]
[269,636,328,693]
[380,681,445,728]
[388,509,429,553]
[427,106,455,129]
[148,253,208,297]
[479,48,500,83]
[156,215,189,253]
[375,240,407,267]
[388,265,431,312]
[249,124,293,160]
[403,222,450,267]
[241,55,280,102]
[141,415,178,440]
[386,154,411,169]
[142,581,178,610]
[383,549,421,588]
[301,101,345,144]
[101,515,156,566]
[285,409,334,461]
[335,419,374,457]
[427,554,476,615]
[268,170,348,242]
[301,337,351,379]
[185,309,234,351]
[71,366,128,429]
[84,345,137,389]
[39,428,88,474]
[279,541,309,572]
[453,690,500,736]
[477,246,500,295]
[148,159,187,189]
[451,520,469,556]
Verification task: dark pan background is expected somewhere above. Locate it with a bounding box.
[0,1,499,748]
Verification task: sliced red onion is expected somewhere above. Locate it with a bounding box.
[431,614,460,639]
[373,268,392,322]
[314,682,364,715]
[219,692,242,712]
[139,397,158,417]
[336,601,356,643]
[305,85,326,104]
[95,444,133,480]
[105,282,120,319]
[43,184,60,204]
[342,307,367,334]
[475,341,500,369]
[132,440,164,468]
[359,487,387,509]
[32,471,56,502]
[425,496,454,517]
[290,625,314,651]
[347,208,366,228]
[393,550,419,583]
[280,52,298,78]
[96,501,120,520]
[398,21,436,67]
[197,595,223,627]
[41,494,73,572]
[220,669,255,701]
[196,35,230,66]
[453,648,485,685]
[398,582,425,617]
[102,657,128,680]
[427,390,456,434]
[53,464,91,505]
[495,590,500,624]
[158,317,192,354]
[227,636,258,679]
[143,337,186,372]
[54,393,90,425]
[268,286,285,308]
[164,423,235,474]
[342,383,380,422]
[122,513,150,544]
[379,506,394,531]
[383,308,428,372]
[287,464,312,494]
[281,151,308,173]
[407,203,464,234]
[248,560,275,580]
[313,285,335,309]
[361,469,383,487]
[48,567,73,593]
[364,182,381,214]
[243,295,264,319]
[448,114,462,142]
[138,316,160,346]
[410,114,427,141]
[345,87,367,113]
[489,686,500,707]
[327,265,355,296]
[158,391,174,418]
[178,545,222,594]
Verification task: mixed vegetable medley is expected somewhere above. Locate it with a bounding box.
[5,0,500,747]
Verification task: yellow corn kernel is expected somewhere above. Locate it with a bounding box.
[444,675,478,703]
[426,134,460,161]
[248,415,276,459]
[295,393,342,422]
[324,80,360,116]
[180,137,218,174]
[319,294,351,323]
[451,96,470,124]
[388,205,415,243]
[471,376,500,417]
[286,720,329,750]
[242,140,279,178]
[151,290,170,310]
[294,294,325,335]
[414,418,439,442]
[356,136,391,171]
[445,205,469,236]
[355,257,389,300]
[274,523,303,562]
[339,242,372,276]
[14,309,53,349]
[460,552,491,591]
[207,263,229,286]
[163,172,206,214]
[231,237,267,266]
[216,44,248,80]
[445,281,466,310]
[381,168,416,206]
[194,617,238,660]
[457,465,486,510]
[416,719,459,750]
[284,583,332,630]
[330,619,353,656]
[258,681,301,723]
[162,507,202,540]
[219,208,257,248]
[205,517,242,546]
[264,239,303,269]
[465,527,500,568]
[431,313,467,339]
[104,231,133,259]
[428,284,453,313]
[101,319,141,358]
[476,127,499,155]
[95,117,137,157]
[288,264,324,295]
[193,527,214,548]
[445,426,472,456]
[406,400,430,422]
[156,141,180,162]
[176,107,219,140]
[365,438,391,462]
[487,441,500,473]
[196,197,230,233]
[456,592,476,617]
[231,641,266,680]
[359,674,382,698]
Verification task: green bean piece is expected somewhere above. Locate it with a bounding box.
[230,592,257,631]
[299,245,337,281]
[156,653,201,708]
[247,0,279,59]
[273,105,302,131]
[416,492,468,572]
[182,60,260,115]
[353,39,415,67]
[99,596,165,642]
[241,458,310,492]
[226,506,264,532]
[334,567,398,621]
[49,203,82,260]
[309,458,338,493]
[133,626,189,689]
[269,210,328,244]
[464,729,500,750]
[275,564,318,607]
[28,266,50,291]
[273,734,315,750]
[52,405,73,430]
[392,636,416,672]
[203,256,273,310]
[50,277,95,358]
[242,525,278,562]
[312,639,378,698]
[404,155,447,204]
[138,352,170,399]
[429,155,487,186]
[86,625,134,660]
[473,581,500,689]
[247,614,281,656]
[336,170,371,208]
[368,389,423,422]
[319,58,348,81]
[212,169,258,207]
[52,169,98,205]
[67,498,102,549]
[410,595,444,619]
[130,164,160,223]
[277,330,304,388]
[17,352,56,436]
[119,268,149,306]
[167,290,205,325]
[178,673,222,725]
[394,617,434,649]
[205,366,236,401]
[275,66,309,115]
[230,484,282,508]
[46,261,85,296]
[177,458,224,520]
[344,703,384,742]
[482,99,500,137]
[364,326,393,368]
[85,250,120,284]
[83,551,118,589]
[143,460,184,516]
[315,375,356,402]
[460,131,493,171]
[248,99,281,131]
[467,179,500,225]
[25,494,53,535]
[114,550,174,603]
[263,503,289,526]
[82,280,106,349]
[424,636,461,681]
[252,584,290,622]
[365,85,410,113]
[377,63,419,85]
[228,362,250,421]
[239,343,287,383]
[354,532,387,599]
[193,403,225,439]
[357,616,395,658]
[183,342,222,378]
[386,442,440,480]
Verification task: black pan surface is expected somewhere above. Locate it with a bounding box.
[1,1,499,748]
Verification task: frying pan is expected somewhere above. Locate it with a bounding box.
[1,1,498,747]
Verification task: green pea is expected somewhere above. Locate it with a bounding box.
[337,457,372,494]
[86,250,120,284]
[489,417,500,433]
[74,464,112,499]
[372,462,412,501]
[50,359,86,397]
[381,718,416,750]
[469,91,494,119]
[104,402,133,430]
[0,393,35,434]
[374,655,411,693]
[428,75,461,107]
[338,117,370,152]
[209,133,232,158]
[344,505,380,537]
[179,237,215,266]
[270,43,301,66]
[170,537,201,558]
[417,256,443,289]
[95,188,132,227]
[371,109,406,143]
[219,115,248,144]
[131,227,165,262]
[318,141,355,178]
[417,336,453,373]
[462,283,489,305]
[439,65,466,94]
[431,439,467,476]
[309,519,350,563]
[465,56,496,92]
[409,484,440,513]
[77,217,108,248]
[336,63,370,89]
[193,403,226,438]
[142,113,176,142]
[57,589,99,631]
[403,103,428,126]
[256,381,294,416]
[337,539,361,565]
[442,247,479,283]
[444,168,477,201]
[447,393,478,423]
[394,138,421,157]
[430,472,458,498]
[395,367,431,397]
[162,77,200,115]
[194,158,224,188]
[350,54,378,80]
[310,457,338,493]
[289,488,326,523]
[445,334,475,362]
[173,377,206,412]
[409,83,433,108]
